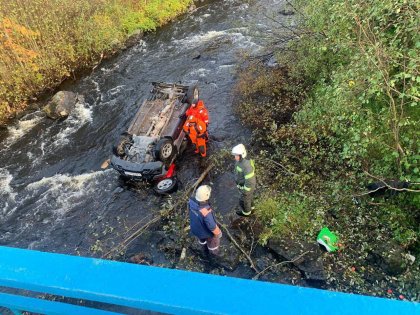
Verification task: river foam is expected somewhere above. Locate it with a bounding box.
[0,168,17,216]
[4,112,43,147]
[0,168,16,200]
[51,102,93,147]
[26,169,112,216]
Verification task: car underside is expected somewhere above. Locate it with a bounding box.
[110,82,199,194]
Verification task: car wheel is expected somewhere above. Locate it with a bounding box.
[154,138,176,164]
[185,84,199,105]
[154,177,178,194]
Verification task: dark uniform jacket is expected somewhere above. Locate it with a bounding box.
[235,158,256,192]
[188,197,219,239]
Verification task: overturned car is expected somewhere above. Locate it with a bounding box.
[110,82,199,194]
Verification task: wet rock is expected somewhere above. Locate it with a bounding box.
[208,253,236,271]
[267,237,326,281]
[201,37,233,54]
[188,4,196,13]
[189,238,208,256]
[364,269,385,283]
[192,53,201,60]
[279,9,295,16]
[27,101,42,112]
[43,91,77,119]
[266,55,279,68]
[125,30,143,48]
[255,256,271,271]
[367,241,408,276]
[129,253,153,265]
[228,216,264,237]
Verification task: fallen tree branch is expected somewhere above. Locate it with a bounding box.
[103,163,214,259]
[353,186,385,197]
[181,163,215,208]
[218,222,260,273]
[259,157,299,176]
[363,171,420,193]
[252,250,311,280]
[102,215,160,258]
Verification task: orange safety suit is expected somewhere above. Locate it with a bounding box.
[186,100,209,125]
[183,115,207,157]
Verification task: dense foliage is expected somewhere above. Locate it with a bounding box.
[293,0,419,182]
[0,0,192,121]
[236,0,419,299]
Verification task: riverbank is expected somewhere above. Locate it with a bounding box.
[0,0,194,124]
[230,0,419,301]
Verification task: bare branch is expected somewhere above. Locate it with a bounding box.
[218,222,260,273]
[252,250,311,280]
[102,163,214,258]
[363,171,420,193]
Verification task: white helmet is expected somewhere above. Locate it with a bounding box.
[231,144,247,159]
[195,185,211,202]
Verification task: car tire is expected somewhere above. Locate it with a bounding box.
[185,84,199,105]
[154,138,176,164]
[154,177,178,194]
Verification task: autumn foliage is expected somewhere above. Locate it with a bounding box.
[0,0,192,121]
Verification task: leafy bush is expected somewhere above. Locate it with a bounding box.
[292,0,419,182]
[257,194,324,244]
[235,0,419,249]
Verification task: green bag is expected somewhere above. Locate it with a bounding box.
[317,227,339,252]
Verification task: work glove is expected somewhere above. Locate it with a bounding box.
[216,231,223,239]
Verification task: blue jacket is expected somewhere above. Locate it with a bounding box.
[188,197,218,239]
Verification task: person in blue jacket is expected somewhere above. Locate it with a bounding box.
[188,185,222,255]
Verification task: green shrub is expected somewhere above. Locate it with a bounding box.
[235,0,419,248]
[257,194,324,244]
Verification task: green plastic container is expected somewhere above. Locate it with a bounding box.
[317,227,339,252]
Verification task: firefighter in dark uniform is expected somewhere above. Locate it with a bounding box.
[232,144,256,217]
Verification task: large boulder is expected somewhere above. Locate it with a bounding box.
[367,241,408,276]
[267,237,326,281]
[43,91,77,119]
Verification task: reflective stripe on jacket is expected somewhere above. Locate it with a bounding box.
[235,158,256,192]
[188,197,220,239]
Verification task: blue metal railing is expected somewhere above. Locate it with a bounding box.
[0,246,418,314]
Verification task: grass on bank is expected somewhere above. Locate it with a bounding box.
[0,0,193,122]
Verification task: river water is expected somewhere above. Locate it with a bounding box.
[0,0,291,266]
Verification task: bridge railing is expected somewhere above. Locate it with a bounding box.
[0,246,418,314]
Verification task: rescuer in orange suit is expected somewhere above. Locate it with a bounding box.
[186,100,209,125]
[186,99,209,142]
[183,114,207,157]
